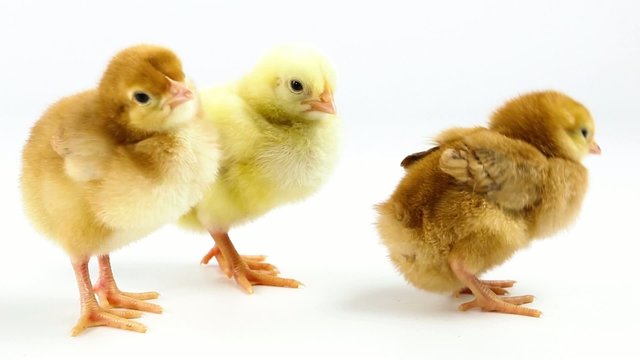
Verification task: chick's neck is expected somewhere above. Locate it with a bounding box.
[106,114,156,144]
[255,104,313,128]
[491,125,561,160]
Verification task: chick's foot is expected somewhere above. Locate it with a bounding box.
[458,295,536,312]
[454,280,516,297]
[71,259,146,336]
[209,231,301,293]
[201,246,279,277]
[93,255,162,313]
[449,258,541,317]
[72,304,147,336]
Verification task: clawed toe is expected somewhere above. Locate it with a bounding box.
[97,290,163,314]
[201,235,299,293]
[449,259,541,318]
[458,295,540,317]
[235,269,302,294]
[71,307,147,336]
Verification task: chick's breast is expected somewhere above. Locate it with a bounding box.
[89,118,218,232]
[524,158,588,239]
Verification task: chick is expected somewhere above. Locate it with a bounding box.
[179,45,340,293]
[20,45,219,335]
[376,91,600,317]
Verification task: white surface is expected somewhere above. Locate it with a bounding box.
[1,0,639,359]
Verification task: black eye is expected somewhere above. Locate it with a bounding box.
[289,79,304,93]
[581,128,589,138]
[133,92,151,104]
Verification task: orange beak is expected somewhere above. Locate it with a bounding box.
[303,88,336,115]
[166,77,194,110]
[589,141,601,155]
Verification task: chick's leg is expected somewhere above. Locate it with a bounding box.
[71,258,146,336]
[93,255,162,313]
[209,231,301,294]
[449,258,541,317]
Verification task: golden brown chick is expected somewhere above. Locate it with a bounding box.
[20,45,219,335]
[376,91,600,317]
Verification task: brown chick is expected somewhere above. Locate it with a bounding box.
[376,91,600,317]
[20,45,219,335]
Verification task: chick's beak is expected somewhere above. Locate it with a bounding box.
[589,141,602,155]
[304,88,336,115]
[166,77,194,110]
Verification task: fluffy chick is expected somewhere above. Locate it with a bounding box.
[377,91,600,317]
[21,45,219,335]
[179,45,340,293]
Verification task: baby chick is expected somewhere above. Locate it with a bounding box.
[179,45,340,293]
[376,91,600,317]
[21,45,219,335]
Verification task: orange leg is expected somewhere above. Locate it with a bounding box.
[449,258,541,317]
[207,231,301,294]
[454,280,516,297]
[93,255,162,314]
[70,258,146,336]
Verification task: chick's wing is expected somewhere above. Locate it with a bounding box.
[51,126,115,183]
[440,130,548,210]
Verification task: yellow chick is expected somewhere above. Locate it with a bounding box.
[20,45,219,335]
[180,45,340,293]
[376,91,600,317]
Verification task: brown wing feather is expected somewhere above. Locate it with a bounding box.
[400,146,440,168]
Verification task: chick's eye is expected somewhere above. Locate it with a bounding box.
[289,79,304,93]
[133,92,151,104]
[581,128,589,138]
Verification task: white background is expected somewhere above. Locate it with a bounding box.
[1,0,639,359]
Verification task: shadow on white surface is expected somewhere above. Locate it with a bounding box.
[344,285,454,319]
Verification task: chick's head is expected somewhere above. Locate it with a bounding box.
[241,45,337,123]
[489,91,600,161]
[98,44,198,134]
